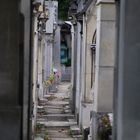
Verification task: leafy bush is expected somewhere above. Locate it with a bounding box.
[58,0,71,20]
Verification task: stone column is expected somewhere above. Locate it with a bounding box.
[95,0,116,113]
[93,0,116,139]
[32,15,39,134]
[0,0,31,139]
[53,26,61,73]
[37,40,44,99]
[21,0,31,138]
[76,22,82,119]
[65,22,75,113]
[80,13,95,130]
[79,15,87,129]
[0,2,21,139]
[115,0,140,140]
[45,35,53,80]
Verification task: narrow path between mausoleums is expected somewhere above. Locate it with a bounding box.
[35,82,82,140]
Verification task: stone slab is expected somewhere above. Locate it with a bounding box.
[51,138,78,140]
[38,121,77,127]
[34,137,44,140]
[47,101,69,105]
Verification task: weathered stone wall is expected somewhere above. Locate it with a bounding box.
[94,0,116,112]
[86,4,97,102]
[0,0,31,139]
[115,0,140,140]
[0,1,21,139]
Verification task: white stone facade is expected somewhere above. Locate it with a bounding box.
[70,0,116,139]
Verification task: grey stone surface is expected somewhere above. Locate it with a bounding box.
[95,67,114,112]
[46,114,74,118]
[0,109,21,140]
[0,0,30,139]
[34,137,44,140]
[51,138,79,140]
[21,0,31,138]
[53,26,61,71]
[38,121,77,127]
[0,1,20,106]
[97,2,116,21]
[94,1,116,113]
[97,21,116,67]
[70,126,81,135]
[46,129,71,138]
[115,0,140,140]
[80,103,93,128]
[35,82,80,140]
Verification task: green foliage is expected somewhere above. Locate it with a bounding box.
[98,114,112,139]
[44,73,55,88]
[44,131,49,140]
[49,73,55,81]
[35,123,44,132]
[58,0,71,20]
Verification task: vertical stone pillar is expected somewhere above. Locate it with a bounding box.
[0,2,21,139]
[115,0,140,140]
[76,22,82,118]
[0,0,31,139]
[21,0,31,138]
[79,15,87,129]
[69,23,75,113]
[37,40,44,99]
[95,0,116,113]
[53,26,61,73]
[93,0,116,139]
[45,35,53,80]
[80,14,94,129]
[73,24,78,113]
[32,15,39,134]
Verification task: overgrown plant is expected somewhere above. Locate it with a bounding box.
[58,0,71,20]
[98,114,112,140]
[35,123,44,132]
[44,73,55,88]
[44,131,49,140]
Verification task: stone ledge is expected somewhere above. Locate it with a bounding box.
[96,0,115,5]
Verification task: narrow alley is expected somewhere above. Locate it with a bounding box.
[35,82,82,140]
[1,0,140,140]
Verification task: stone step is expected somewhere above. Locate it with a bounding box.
[34,137,44,140]
[42,105,70,111]
[37,121,77,127]
[50,138,79,140]
[46,114,74,118]
[65,109,71,113]
[65,105,70,109]
[39,98,48,102]
[47,129,68,133]
[49,89,58,93]
[68,119,76,123]
[45,93,68,97]
[46,101,69,106]
[39,114,74,118]
[72,135,83,139]
[70,126,81,135]
[44,109,64,114]
[43,105,64,109]
[37,114,74,121]
[35,83,78,140]
[47,130,71,138]
[37,118,66,122]
[44,107,64,112]
[37,116,67,121]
